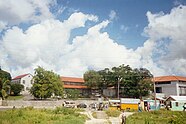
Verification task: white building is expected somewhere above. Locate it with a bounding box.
[11,74,33,93]
[154,76,186,97]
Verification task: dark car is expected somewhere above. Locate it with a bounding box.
[77,103,87,108]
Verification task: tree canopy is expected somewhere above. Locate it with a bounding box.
[30,67,63,99]
[83,64,153,98]
[0,68,11,99]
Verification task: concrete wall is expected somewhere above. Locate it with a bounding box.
[156,81,177,96]
[4,100,97,108]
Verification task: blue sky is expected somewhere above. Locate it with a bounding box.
[0,0,186,77]
[55,0,183,49]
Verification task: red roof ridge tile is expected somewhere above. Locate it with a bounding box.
[12,74,30,80]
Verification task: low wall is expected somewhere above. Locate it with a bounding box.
[4,100,97,108]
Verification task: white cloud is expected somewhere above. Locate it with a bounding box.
[0,0,55,28]
[109,10,117,20]
[1,5,186,78]
[143,5,186,76]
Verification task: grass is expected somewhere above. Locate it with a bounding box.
[0,107,88,124]
[92,112,97,118]
[105,109,121,117]
[7,95,24,100]
[127,110,186,124]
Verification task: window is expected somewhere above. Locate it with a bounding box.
[22,80,25,84]
[156,87,162,93]
[176,102,178,107]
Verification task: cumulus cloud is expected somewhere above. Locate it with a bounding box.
[143,5,186,76]
[0,5,186,78]
[0,0,55,29]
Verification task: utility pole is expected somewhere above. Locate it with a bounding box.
[153,76,157,110]
[117,78,120,99]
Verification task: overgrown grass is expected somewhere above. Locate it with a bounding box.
[7,95,24,100]
[92,112,97,118]
[0,107,88,124]
[127,110,186,124]
[105,109,121,117]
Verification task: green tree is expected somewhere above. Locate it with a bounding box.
[65,89,80,99]
[10,83,24,96]
[30,67,63,99]
[84,70,102,90]
[0,68,11,100]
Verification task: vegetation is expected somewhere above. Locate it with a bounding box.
[105,109,121,117]
[126,110,186,124]
[0,68,11,100]
[92,112,97,118]
[0,107,88,124]
[30,67,63,99]
[84,64,153,98]
[64,89,80,99]
[7,95,24,100]
[10,83,24,96]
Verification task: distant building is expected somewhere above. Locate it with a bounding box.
[154,76,186,96]
[11,74,33,93]
[61,76,90,97]
[165,95,186,111]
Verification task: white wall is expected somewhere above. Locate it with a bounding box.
[156,81,178,96]
[20,74,33,91]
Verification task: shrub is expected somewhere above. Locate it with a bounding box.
[10,83,24,96]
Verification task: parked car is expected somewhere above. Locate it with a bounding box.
[63,101,76,108]
[77,103,87,108]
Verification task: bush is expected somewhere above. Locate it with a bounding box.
[10,83,24,96]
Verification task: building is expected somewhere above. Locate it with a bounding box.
[11,74,33,93]
[165,95,186,111]
[120,98,140,110]
[61,76,90,97]
[154,76,186,97]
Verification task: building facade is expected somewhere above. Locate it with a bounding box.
[61,76,90,97]
[11,74,33,93]
[154,76,186,96]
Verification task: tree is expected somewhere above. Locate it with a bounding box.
[10,83,24,96]
[0,68,11,100]
[84,70,102,90]
[64,89,80,99]
[30,67,63,99]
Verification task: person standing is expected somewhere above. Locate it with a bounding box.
[120,110,126,124]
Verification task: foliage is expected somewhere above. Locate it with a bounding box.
[0,68,11,100]
[64,89,80,99]
[83,64,153,98]
[30,66,63,99]
[84,70,102,89]
[126,110,186,124]
[105,109,121,117]
[0,107,87,124]
[7,95,24,100]
[10,83,24,96]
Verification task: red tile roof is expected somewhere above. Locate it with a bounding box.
[61,76,84,83]
[154,76,186,82]
[12,74,29,80]
[63,85,88,89]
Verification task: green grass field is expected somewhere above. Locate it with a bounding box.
[126,110,186,124]
[0,107,87,124]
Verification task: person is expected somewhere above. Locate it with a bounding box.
[120,110,126,124]
[183,103,186,111]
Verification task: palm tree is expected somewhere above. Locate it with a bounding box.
[0,78,11,100]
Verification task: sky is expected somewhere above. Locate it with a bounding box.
[0,0,186,78]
